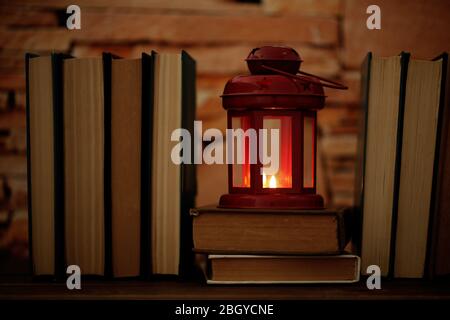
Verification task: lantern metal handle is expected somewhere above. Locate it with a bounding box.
[261,65,348,90]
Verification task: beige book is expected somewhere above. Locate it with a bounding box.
[395,58,443,278]
[151,53,182,275]
[361,55,403,276]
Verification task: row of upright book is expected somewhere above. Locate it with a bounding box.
[357,52,450,278]
[26,51,196,278]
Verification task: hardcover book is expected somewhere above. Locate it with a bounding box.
[196,254,360,284]
[394,54,446,278]
[108,54,142,278]
[144,51,196,276]
[191,206,353,255]
[63,57,105,276]
[26,53,67,277]
[426,53,450,278]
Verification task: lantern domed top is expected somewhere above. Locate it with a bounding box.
[222,46,327,111]
[246,46,302,75]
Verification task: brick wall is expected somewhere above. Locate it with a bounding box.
[1,0,450,269]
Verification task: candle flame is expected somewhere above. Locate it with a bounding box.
[269,175,277,188]
[263,173,278,188]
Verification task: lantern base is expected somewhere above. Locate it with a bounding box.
[218,193,324,210]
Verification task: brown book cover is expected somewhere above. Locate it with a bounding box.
[427,53,450,278]
[110,56,142,278]
[191,206,353,255]
[63,57,105,276]
[26,53,68,278]
[196,254,360,284]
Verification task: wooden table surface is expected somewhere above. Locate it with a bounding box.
[1,277,450,300]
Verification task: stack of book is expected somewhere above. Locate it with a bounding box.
[356,52,450,278]
[26,51,196,278]
[191,206,360,284]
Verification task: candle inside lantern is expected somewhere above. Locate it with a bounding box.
[262,173,278,188]
[261,116,292,189]
[269,175,277,188]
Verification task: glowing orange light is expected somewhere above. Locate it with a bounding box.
[263,173,278,188]
[269,175,277,188]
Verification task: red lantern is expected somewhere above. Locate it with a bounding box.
[219,46,347,209]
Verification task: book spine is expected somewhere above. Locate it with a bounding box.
[426,52,450,278]
[179,51,197,278]
[354,52,372,255]
[25,52,38,276]
[389,52,410,278]
[140,52,155,278]
[51,53,67,280]
[102,52,114,279]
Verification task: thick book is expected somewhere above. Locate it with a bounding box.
[356,52,409,276]
[26,53,67,277]
[196,254,360,284]
[191,206,353,255]
[143,51,196,276]
[428,53,450,278]
[394,55,446,278]
[63,57,105,276]
[107,54,142,278]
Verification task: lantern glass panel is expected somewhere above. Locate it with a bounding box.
[303,115,315,188]
[261,116,292,188]
[231,116,252,188]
